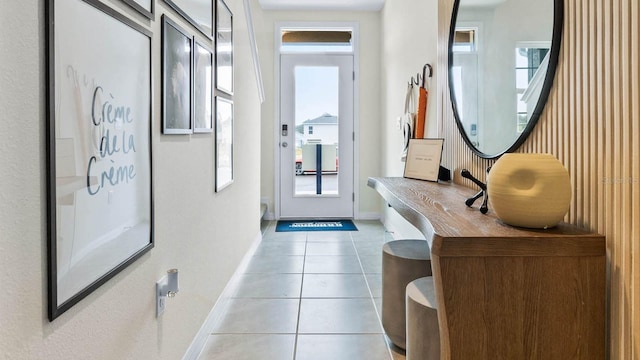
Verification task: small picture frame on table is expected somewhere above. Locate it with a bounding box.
[403,138,445,182]
[162,15,193,134]
[193,38,214,133]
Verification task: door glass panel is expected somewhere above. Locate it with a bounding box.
[294,66,339,196]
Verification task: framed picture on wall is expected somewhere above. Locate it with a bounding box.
[215,96,233,191]
[216,0,233,95]
[163,0,213,38]
[193,38,214,133]
[120,0,154,19]
[162,15,193,134]
[46,0,153,321]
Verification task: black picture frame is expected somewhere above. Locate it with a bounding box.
[163,0,213,39]
[193,38,214,133]
[216,0,233,95]
[215,96,234,191]
[120,0,154,19]
[46,0,154,321]
[162,15,193,135]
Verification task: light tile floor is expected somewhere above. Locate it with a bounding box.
[199,220,406,360]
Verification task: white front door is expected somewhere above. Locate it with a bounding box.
[279,54,354,219]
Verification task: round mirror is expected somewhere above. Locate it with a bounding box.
[448,0,563,158]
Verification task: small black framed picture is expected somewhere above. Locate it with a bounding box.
[216,0,233,95]
[162,15,193,134]
[120,0,154,19]
[215,96,233,191]
[193,38,214,133]
[163,0,213,38]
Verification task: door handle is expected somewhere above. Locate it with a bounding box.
[282,142,288,148]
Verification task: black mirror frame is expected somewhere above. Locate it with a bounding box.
[447,0,564,159]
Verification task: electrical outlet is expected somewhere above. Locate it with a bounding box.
[156,280,166,317]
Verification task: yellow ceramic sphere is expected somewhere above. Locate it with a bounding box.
[487,153,571,229]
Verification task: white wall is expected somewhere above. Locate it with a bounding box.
[0,0,262,358]
[379,0,439,239]
[256,5,382,219]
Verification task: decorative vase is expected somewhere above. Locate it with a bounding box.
[487,153,571,229]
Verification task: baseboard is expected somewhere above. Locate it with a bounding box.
[356,212,381,221]
[264,211,276,221]
[182,230,263,360]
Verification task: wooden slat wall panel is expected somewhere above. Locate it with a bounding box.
[437,0,639,358]
[632,0,640,356]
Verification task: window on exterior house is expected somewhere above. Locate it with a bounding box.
[308,126,314,135]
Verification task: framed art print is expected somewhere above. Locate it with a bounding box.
[162,15,193,134]
[216,0,233,95]
[193,38,214,133]
[46,0,153,320]
[403,138,445,182]
[215,96,233,191]
[120,0,154,19]
[163,0,213,38]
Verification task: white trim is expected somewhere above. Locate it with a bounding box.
[351,23,360,221]
[274,21,360,220]
[273,24,282,220]
[244,0,265,102]
[264,211,276,221]
[181,231,263,360]
[357,212,381,221]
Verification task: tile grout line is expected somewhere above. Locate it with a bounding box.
[291,231,308,360]
[350,228,396,360]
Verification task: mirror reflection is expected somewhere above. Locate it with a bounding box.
[450,0,557,157]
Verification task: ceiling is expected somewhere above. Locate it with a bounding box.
[258,0,385,11]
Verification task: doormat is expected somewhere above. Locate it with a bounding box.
[276,220,358,232]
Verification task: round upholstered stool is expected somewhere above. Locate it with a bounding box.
[406,276,440,360]
[382,239,432,349]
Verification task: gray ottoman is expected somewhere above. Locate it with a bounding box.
[382,239,432,349]
[406,276,440,360]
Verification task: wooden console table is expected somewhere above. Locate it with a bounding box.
[368,177,605,360]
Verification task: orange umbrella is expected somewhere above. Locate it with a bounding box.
[415,64,432,139]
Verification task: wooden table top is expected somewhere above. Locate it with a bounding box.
[367,177,605,257]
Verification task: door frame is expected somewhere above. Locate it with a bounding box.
[273,22,361,220]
